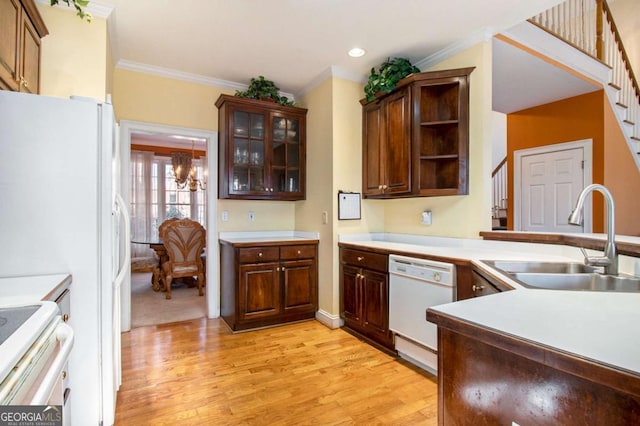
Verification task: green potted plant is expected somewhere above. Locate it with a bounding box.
[50,0,92,22]
[235,76,294,106]
[364,57,420,102]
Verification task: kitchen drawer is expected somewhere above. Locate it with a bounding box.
[238,247,279,263]
[280,244,316,260]
[341,248,388,272]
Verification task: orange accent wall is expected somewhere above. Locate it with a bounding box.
[506,91,605,232]
[604,99,640,236]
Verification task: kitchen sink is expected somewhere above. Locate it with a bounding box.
[482,260,599,274]
[481,260,640,293]
[511,272,640,292]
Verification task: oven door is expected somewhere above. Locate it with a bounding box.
[0,316,74,409]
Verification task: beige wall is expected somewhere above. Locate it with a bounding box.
[381,42,494,238]
[296,78,335,314]
[113,69,228,129]
[37,4,108,100]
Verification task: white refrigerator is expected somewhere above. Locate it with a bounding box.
[0,90,130,425]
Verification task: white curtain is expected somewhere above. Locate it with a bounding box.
[130,150,155,258]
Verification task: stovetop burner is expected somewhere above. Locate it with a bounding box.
[0,305,40,345]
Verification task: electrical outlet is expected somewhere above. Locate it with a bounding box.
[221,210,229,222]
[322,211,328,224]
[421,210,432,225]
[248,211,255,222]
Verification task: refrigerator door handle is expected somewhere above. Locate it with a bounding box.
[114,193,130,289]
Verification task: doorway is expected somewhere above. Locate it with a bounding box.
[119,121,218,331]
[513,139,592,232]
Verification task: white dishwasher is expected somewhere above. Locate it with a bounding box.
[389,254,455,375]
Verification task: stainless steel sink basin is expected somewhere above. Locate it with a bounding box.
[480,260,640,292]
[482,260,599,274]
[511,272,640,292]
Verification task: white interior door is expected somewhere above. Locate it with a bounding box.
[515,140,592,232]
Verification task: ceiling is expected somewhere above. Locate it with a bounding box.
[91,0,569,97]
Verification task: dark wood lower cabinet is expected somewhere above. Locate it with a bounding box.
[339,247,393,351]
[429,316,640,425]
[220,239,318,331]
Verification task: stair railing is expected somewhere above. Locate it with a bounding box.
[530,0,640,143]
[492,157,507,228]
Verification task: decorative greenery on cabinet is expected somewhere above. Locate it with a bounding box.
[235,76,294,106]
[364,57,420,102]
[50,0,92,21]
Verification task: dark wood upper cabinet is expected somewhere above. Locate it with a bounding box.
[362,87,412,197]
[0,0,47,93]
[216,94,307,201]
[361,67,474,198]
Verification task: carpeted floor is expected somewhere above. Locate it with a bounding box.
[131,272,207,328]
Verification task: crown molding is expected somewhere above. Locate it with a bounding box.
[296,65,367,98]
[35,0,113,19]
[116,60,295,100]
[415,27,494,71]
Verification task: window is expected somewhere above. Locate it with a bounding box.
[130,150,207,257]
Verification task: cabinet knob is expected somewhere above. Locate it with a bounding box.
[258,252,263,257]
[297,250,301,255]
[382,185,388,190]
[433,272,441,282]
[62,314,69,322]
[357,256,364,261]
[472,284,485,292]
[62,371,67,380]
[20,76,28,88]
[378,185,383,190]
[282,266,286,271]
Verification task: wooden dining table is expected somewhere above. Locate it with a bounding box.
[131,240,167,291]
[131,240,206,291]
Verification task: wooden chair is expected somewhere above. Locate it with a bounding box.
[159,218,206,300]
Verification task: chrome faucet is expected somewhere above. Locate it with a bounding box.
[568,184,617,275]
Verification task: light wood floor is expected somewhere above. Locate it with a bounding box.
[115,318,438,425]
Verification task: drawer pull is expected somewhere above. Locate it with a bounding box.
[472,284,485,292]
[357,256,364,261]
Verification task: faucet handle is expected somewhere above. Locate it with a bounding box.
[580,247,611,268]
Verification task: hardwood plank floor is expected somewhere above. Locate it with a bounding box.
[115,318,438,425]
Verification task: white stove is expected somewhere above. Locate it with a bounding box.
[0,301,73,411]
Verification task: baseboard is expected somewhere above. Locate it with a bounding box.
[315,309,343,329]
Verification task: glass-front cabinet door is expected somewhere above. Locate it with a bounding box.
[231,110,266,194]
[271,115,302,195]
[217,95,307,200]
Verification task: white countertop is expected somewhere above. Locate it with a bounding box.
[429,290,640,375]
[0,274,71,306]
[219,230,320,244]
[339,233,640,376]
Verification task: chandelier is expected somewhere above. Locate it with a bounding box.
[170,141,207,191]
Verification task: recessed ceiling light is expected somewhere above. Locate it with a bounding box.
[348,47,366,58]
